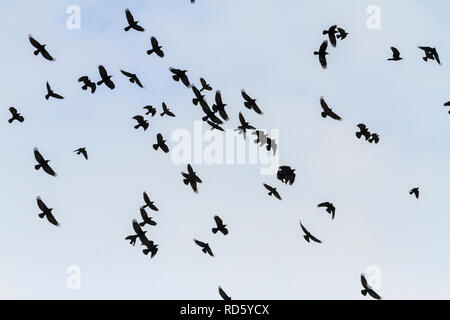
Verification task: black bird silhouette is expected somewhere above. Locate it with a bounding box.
[317,202,336,219]
[143,105,156,117]
[263,183,282,200]
[314,40,329,69]
[320,97,342,120]
[199,77,212,92]
[418,46,440,64]
[356,124,371,140]
[139,207,157,227]
[142,192,159,211]
[207,120,224,131]
[218,286,231,300]
[8,107,24,123]
[323,25,337,47]
[147,37,164,57]
[124,9,144,32]
[277,166,296,185]
[409,187,419,199]
[133,115,149,131]
[299,221,321,243]
[361,274,381,300]
[132,219,148,244]
[368,133,380,144]
[29,35,54,61]
[235,112,256,138]
[78,76,96,93]
[160,102,175,117]
[142,238,159,258]
[74,147,88,160]
[120,70,144,88]
[153,133,169,153]
[200,99,223,124]
[212,215,228,235]
[182,164,202,193]
[388,47,403,61]
[241,90,263,115]
[170,68,190,88]
[45,82,64,100]
[336,27,348,40]
[212,90,229,121]
[97,65,115,89]
[192,86,205,106]
[34,148,57,177]
[125,234,139,246]
[37,196,59,226]
[194,239,214,256]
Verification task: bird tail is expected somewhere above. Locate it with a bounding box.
[38,213,46,219]
[304,235,310,242]
[35,164,41,170]
[192,98,198,105]
[183,179,189,185]
[356,132,362,139]
[212,228,219,234]
[212,104,218,112]
[134,124,140,129]
[313,51,319,55]
[153,144,159,150]
[8,118,13,123]
[143,248,150,255]
[147,49,154,55]
[321,112,327,118]
[202,248,207,254]
[34,50,39,55]
[124,26,131,31]
[323,30,328,35]
[244,102,251,109]
[45,94,50,100]
[361,290,367,296]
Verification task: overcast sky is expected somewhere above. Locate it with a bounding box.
[0,0,449,299]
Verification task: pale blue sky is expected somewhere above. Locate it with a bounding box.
[0,0,449,299]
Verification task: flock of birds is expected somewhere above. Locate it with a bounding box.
[7,4,445,300]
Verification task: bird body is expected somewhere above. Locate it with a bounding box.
[8,107,24,123]
[78,76,96,93]
[314,40,329,69]
[388,47,403,61]
[34,148,57,177]
[37,197,59,226]
[182,164,202,193]
[317,202,336,219]
[97,65,115,89]
[133,115,149,131]
[147,37,164,57]
[361,274,381,300]
[194,239,214,256]
[323,25,337,47]
[241,90,263,115]
[120,70,144,88]
[300,221,321,243]
[153,133,169,153]
[212,215,228,235]
[235,112,256,138]
[29,35,54,61]
[170,68,190,88]
[143,105,157,117]
[160,102,175,117]
[124,9,144,32]
[277,166,296,185]
[143,192,159,211]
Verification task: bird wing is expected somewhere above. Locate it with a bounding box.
[134,77,144,88]
[194,239,206,248]
[218,287,230,300]
[328,109,342,120]
[187,164,194,175]
[252,103,263,115]
[29,35,41,48]
[143,192,151,205]
[9,107,18,115]
[161,143,169,153]
[46,82,51,92]
[368,290,381,300]
[317,202,330,208]
[391,47,400,57]
[263,183,272,192]
[133,115,144,122]
[37,197,49,212]
[42,163,57,176]
[157,133,164,144]
[361,274,369,290]
[300,221,309,236]
[41,48,54,61]
[214,215,223,226]
[98,65,107,78]
[81,149,88,160]
[46,212,59,226]
[120,70,134,78]
[215,90,224,105]
[319,40,328,52]
[320,97,330,112]
[309,233,322,243]
[273,189,282,200]
[189,180,198,192]
[200,77,207,87]
[132,219,144,235]
[238,112,246,126]
[52,92,64,99]
[140,207,148,220]
[151,36,159,48]
[433,50,441,64]
[319,54,327,69]
[125,9,134,24]
[241,90,252,102]
[34,148,45,163]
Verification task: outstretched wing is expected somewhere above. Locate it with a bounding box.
[42,163,57,176]
[214,215,223,227]
[361,274,369,290]
[391,47,400,57]
[125,9,134,25]
[34,148,45,163]
[328,109,342,120]
[151,36,159,48]
[368,290,381,300]
[241,90,252,102]
[120,69,134,78]
[46,212,59,226]
[41,47,54,61]
[218,287,231,300]
[320,97,330,112]
[238,112,246,126]
[29,35,41,48]
[194,239,206,248]
[36,196,49,212]
[319,40,328,53]
[317,202,330,208]
[309,233,321,243]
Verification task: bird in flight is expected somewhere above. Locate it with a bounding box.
[388,47,403,61]
[418,46,440,64]
[170,68,190,88]
[74,147,88,160]
[212,91,229,121]
[34,148,57,177]
[356,124,371,140]
[277,166,296,185]
[200,99,223,125]
[97,65,115,90]
[323,25,337,47]
[409,187,419,199]
[37,197,59,226]
[317,202,336,219]
[336,27,348,40]
[314,40,329,69]
[207,120,224,132]
[194,239,214,257]
[142,192,159,211]
[78,76,96,93]
[139,207,157,227]
[8,107,24,123]
[143,105,157,117]
[45,82,64,100]
[147,37,164,57]
[160,102,176,117]
[133,115,149,131]
[360,274,381,300]
[212,215,229,235]
[130,219,148,246]
[153,133,169,153]
[142,238,159,258]
[241,90,263,115]
[319,97,342,120]
[29,35,54,61]
[218,286,232,300]
[368,133,380,144]
[263,183,282,200]
[124,9,144,32]
[299,221,321,243]
[199,78,212,92]
[235,112,256,138]
[120,70,144,88]
[182,164,202,193]
[192,86,205,106]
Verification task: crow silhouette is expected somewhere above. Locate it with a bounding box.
[37,196,59,226]
[356,124,371,140]
[8,107,24,123]
[409,187,419,199]
[34,148,57,177]
[388,47,403,61]
[78,76,96,93]
[29,35,54,61]
[336,27,348,40]
[320,97,342,120]
[142,238,159,258]
[160,102,175,117]
[45,82,64,100]
[142,191,159,211]
[263,183,282,200]
[361,274,381,300]
[235,112,256,138]
[74,147,88,160]
[199,77,212,92]
[207,120,224,131]
[277,166,296,185]
[241,90,263,115]
[218,286,231,300]
[212,215,228,235]
[139,207,157,227]
[212,90,229,121]
[97,65,115,89]
[314,40,328,69]
[323,25,337,47]
[200,99,222,124]
[143,105,157,117]
[368,133,379,144]
[153,133,169,153]
[147,37,164,57]
[182,164,202,193]
[419,46,440,64]
[120,70,144,88]
[194,239,214,256]
[300,221,321,243]
[133,115,149,131]
[170,68,190,88]
[317,202,336,219]
[124,9,144,32]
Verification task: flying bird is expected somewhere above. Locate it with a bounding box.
[361,274,382,300]
[78,76,96,93]
[34,148,57,177]
[207,120,224,131]
[317,202,336,219]
[142,238,159,258]
[29,35,54,61]
[200,99,223,124]
[45,82,64,100]
[336,27,348,40]
[194,239,214,257]
[139,207,157,227]
[124,9,144,32]
[277,166,296,185]
[212,91,229,121]
[320,97,342,120]
[120,70,144,88]
[263,183,282,200]
[160,102,175,117]
[212,215,228,235]
[388,47,403,61]
[132,219,148,244]
[133,115,149,131]
[418,46,440,64]
[182,164,202,193]
[97,65,115,89]
[153,133,169,153]
[323,25,337,47]
[8,107,24,123]
[241,90,263,115]
[199,77,212,92]
[368,133,380,144]
[37,197,59,226]
[192,86,205,106]
[314,40,329,69]
[142,192,159,211]
[74,147,88,160]
[299,221,321,243]
[143,105,156,117]
[235,112,256,138]
[147,37,164,57]
[409,187,419,199]
[218,287,231,300]
[356,124,371,140]
[170,68,190,88]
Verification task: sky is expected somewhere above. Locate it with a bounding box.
[0,0,449,299]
